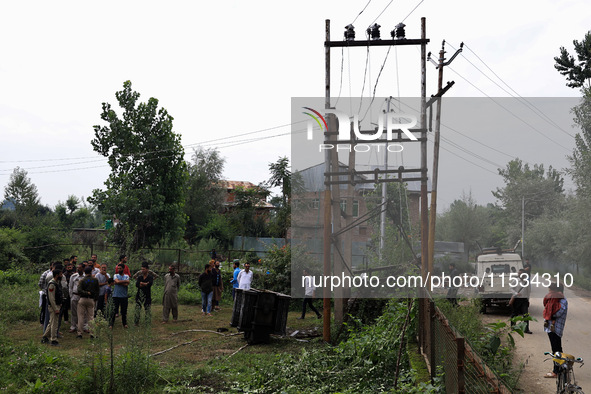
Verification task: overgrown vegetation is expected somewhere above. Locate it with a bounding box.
[235,300,441,393]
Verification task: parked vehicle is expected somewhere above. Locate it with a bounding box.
[474,247,524,314]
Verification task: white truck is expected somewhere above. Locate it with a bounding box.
[474,248,524,314]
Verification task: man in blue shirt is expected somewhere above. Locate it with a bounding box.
[230,260,240,300]
[110,264,130,329]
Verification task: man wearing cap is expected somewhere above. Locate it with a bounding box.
[42,268,63,346]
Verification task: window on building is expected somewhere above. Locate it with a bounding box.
[353,200,359,217]
[312,198,320,209]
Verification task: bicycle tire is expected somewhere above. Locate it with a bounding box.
[568,388,584,394]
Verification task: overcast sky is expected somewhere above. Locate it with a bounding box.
[0,1,587,210]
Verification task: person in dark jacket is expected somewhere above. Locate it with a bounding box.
[77,266,99,338]
[134,262,154,326]
[199,264,214,316]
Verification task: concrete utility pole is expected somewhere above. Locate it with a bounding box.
[379,97,393,260]
[323,19,332,343]
[427,40,462,275]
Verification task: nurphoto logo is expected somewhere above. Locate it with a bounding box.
[302,107,417,153]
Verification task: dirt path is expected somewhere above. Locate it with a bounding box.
[484,284,591,393]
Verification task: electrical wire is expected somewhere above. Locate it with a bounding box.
[351,0,373,25]
[448,43,575,139]
[446,65,572,152]
[401,0,426,23]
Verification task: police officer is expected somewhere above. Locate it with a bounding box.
[42,268,63,346]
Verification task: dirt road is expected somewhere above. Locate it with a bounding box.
[485,284,591,393]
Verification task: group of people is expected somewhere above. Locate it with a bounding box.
[39,252,264,346]
[38,254,182,346]
[197,259,254,316]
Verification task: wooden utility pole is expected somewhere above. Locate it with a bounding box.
[323,17,430,343]
[428,41,462,274]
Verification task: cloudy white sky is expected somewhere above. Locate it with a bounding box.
[0,1,587,209]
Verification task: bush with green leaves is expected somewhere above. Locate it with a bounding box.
[241,299,437,393]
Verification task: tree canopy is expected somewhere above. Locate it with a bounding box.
[89,81,188,250]
[554,31,591,89]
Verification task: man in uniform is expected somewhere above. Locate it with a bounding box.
[42,268,63,346]
[162,265,180,323]
[69,262,85,333]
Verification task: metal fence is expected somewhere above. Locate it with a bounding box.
[419,296,512,394]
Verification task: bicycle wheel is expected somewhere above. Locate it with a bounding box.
[568,388,584,394]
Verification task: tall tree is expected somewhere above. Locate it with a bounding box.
[89,81,188,249]
[554,31,591,89]
[185,147,226,244]
[3,167,40,219]
[492,159,565,245]
[267,157,291,238]
[436,192,492,260]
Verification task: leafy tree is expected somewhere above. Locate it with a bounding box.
[0,228,29,270]
[228,185,270,239]
[3,167,40,220]
[492,159,565,245]
[554,31,591,89]
[55,195,96,229]
[89,81,188,250]
[567,91,591,197]
[437,192,492,260]
[184,147,226,244]
[266,157,291,238]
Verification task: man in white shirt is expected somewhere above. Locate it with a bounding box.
[298,268,321,320]
[237,263,254,290]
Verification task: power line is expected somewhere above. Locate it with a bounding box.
[446,65,572,152]
[351,0,373,25]
[448,42,575,139]
[370,0,395,26]
[401,0,426,23]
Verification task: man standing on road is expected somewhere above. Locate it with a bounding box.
[446,263,459,306]
[42,268,63,346]
[543,283,568,379]
[298,268,321,320]
[162,265,180,323]
[237,262,253,290]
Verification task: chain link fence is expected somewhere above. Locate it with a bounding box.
[419,297,513,393]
